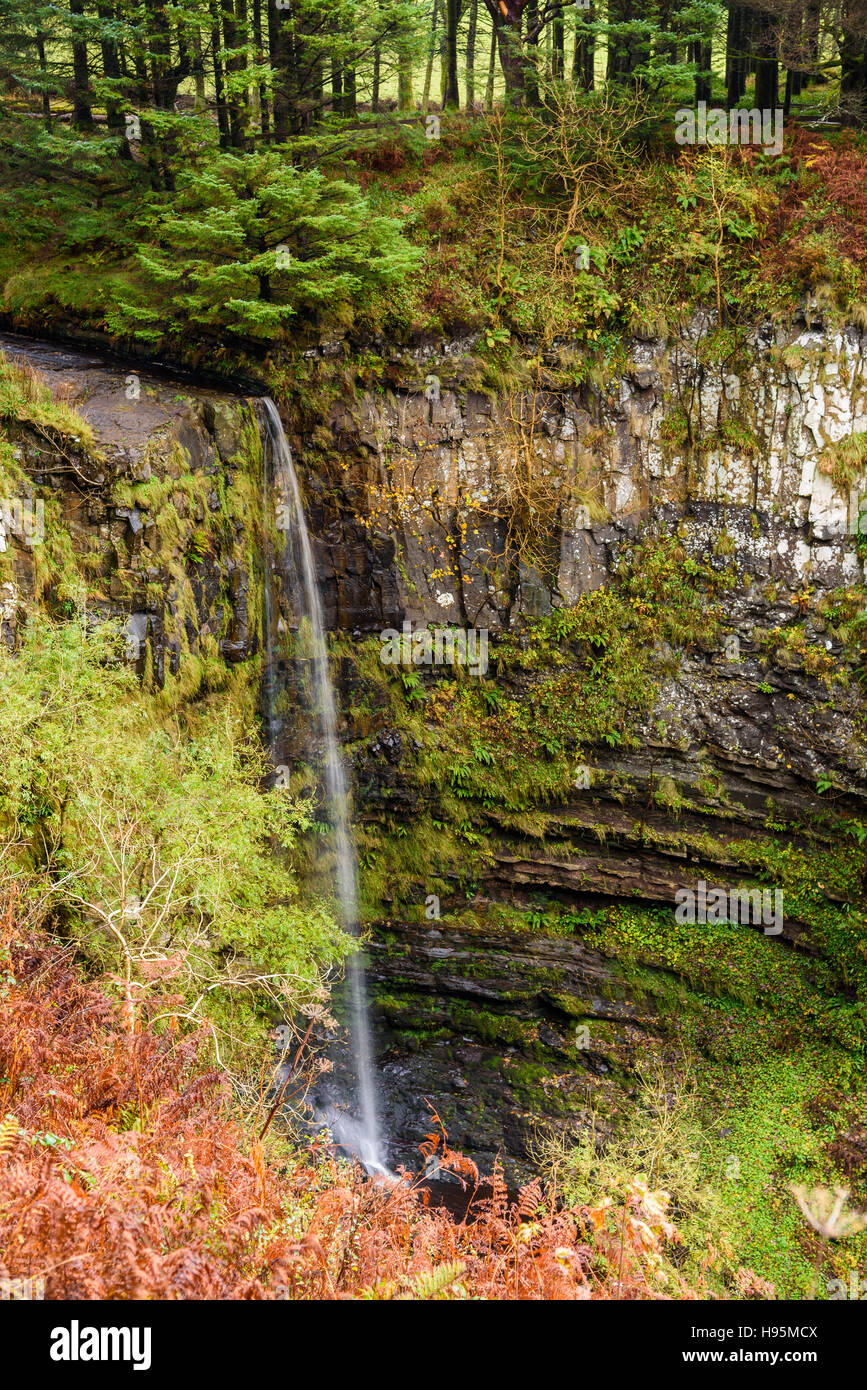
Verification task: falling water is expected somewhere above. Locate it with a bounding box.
[255,397,385,1175]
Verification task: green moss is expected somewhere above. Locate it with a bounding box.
[699,1057,867,1297]
[0,353,101,458]
[345,533,732,916]
[821,431,867,495]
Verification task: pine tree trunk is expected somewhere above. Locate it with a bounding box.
[466,0,478,110]
[252,0,269,138]
[753,9,779,109]
[694,39,712,104]
[397,27,415,111]
[524,0,539,105]
[36,31,52,124]
[607,0,627,81]
[372,43,381,112]
[485,18,496,108]
[148,0,174,110]
[444,0,460,107]
[132,42,149,103]
[840,1,867,122]
[211,0,231,147]
[496,12,525,104]
[222,3,241,144]
[224,0,249,147]
[191,24,207,110]
[726,4,740,107]
[344,64,357,116]
[422,0,440,114]
[397,54,414,110]
[552,9,564,80]
[69,0,94,128]
[573,3,594,91]
[237,0,250,136]
[803,0,822,84]
[583,4,595,89]
[439,17,448,103]
[98,4,126,141]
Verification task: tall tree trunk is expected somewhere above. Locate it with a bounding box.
[466,0,478,108]
[69,0,94,128]
[372,42,381,111]
[397,25,415,110]
[191,23,207,110]
[583,3,595,88]
[485,16,496,108]
[36,31,52,125]
[397,53,414,110]
[222,2,240,143]
[655,0,676,64]
[98,3,127,149]
[753,9,779,109]
[726,3,745,107]
[573,2,594,91]
[223,0,249,147]
[694,39,712,104]
[131,38,149,103]
[289,9,322,131]
[840,0,867,122]
[343,64,357,116]
[607,0,638,81]
[422,0,440,113]
[141,1,184,187]
[252,0,269,138]
[148,0,172,109]
[803,0,821,84]
[552,7,564,79]
[444,0,460,107]
[495,11,525,103]
[211,0,231,146]
[331,58,343,116]
[439,15,448,102]
[524,0,539,104]
[308,53,324,126]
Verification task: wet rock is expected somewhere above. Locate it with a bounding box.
[0,332,260,689]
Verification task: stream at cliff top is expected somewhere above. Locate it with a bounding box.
[255,397,386,1176]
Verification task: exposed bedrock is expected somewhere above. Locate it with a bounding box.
[3,326,866,1178]
[0,333,265,677]
[311,317,867,1175]
[296,317,867,631]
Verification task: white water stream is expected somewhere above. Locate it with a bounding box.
[256,398,385,1174]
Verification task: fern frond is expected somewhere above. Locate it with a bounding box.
[400,1261,467,1301]
[0,1113,20,1158]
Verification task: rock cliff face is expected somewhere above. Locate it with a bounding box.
[3,325,866,1181]
[297,316,867,1176]
[311,317,867,631]
[0,334,263,681]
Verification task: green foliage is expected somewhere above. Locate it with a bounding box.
[588,904,867,1059]
[0,352,99,454]
[0,616,350,1052]
[109,151,422,349]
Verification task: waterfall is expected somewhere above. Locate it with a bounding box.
[255,398,385,1175]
